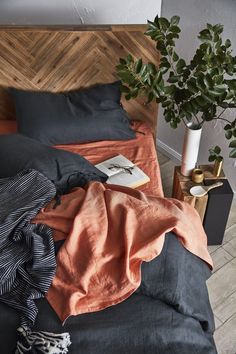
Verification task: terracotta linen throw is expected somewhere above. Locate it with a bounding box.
[33,182,213,323]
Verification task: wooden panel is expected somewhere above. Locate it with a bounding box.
[0,26,159,133]
[172,166,208,222]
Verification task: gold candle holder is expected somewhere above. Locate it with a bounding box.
[191,168,204,184]
[213,160,223,177]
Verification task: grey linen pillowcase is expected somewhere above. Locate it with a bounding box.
[9,81,136,145]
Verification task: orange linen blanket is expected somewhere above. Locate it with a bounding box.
[33,182,213,323]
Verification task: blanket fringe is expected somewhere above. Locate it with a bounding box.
[15,326,71,354]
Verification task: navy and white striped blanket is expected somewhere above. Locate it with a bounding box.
[0,169,56,327]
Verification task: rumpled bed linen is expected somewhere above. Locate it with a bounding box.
[0,232,217,354]
[55,121,163,197]
[33,181,213,323]
[0,169,216,354]
[0,169,56,327]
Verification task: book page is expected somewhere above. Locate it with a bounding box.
[95,154,150,188]
[107,166,150,188]
[95,155,134,177]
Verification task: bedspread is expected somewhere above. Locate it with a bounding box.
[33,182,213,323]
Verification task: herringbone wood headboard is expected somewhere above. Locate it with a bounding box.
[0,25,159,132]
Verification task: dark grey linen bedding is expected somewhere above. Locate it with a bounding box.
[0,232,217,354]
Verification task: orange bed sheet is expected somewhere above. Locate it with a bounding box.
[55,121,163,197]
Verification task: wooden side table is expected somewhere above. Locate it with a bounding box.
[172,165,233,245]
[172,165,225,222]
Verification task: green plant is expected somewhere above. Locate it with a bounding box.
[208,145,223,162]
[116,15,236,159]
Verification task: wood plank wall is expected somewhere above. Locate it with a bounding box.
[0,25,160,133]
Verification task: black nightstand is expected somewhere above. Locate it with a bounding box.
[203,179,233,245]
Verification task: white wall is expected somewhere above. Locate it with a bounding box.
[159,0,236,192]
[0,0,161,25]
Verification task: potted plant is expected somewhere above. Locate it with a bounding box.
[116,15,236,175]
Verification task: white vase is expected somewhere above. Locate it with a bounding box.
[181,122,202,176]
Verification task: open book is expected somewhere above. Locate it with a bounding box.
[95,154,150,188]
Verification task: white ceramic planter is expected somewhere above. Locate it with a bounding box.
[181,123,202,176]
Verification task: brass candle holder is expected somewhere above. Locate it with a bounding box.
[191,168,204,184]
[213,160,223,177]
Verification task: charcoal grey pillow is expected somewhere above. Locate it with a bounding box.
[10,81,135,145]
[0,134,107,194]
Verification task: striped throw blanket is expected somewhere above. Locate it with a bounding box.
[0,169,71,353]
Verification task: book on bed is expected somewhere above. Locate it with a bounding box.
[95,154,150,188]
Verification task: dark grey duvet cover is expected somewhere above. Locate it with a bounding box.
[0,232,217,354]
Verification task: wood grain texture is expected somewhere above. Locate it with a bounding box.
[207,258,236,310]
[214,289,236,323]
[0,27,159,133]
[172,166,208,222]
[214,313,236,354]
[210,247,233,273]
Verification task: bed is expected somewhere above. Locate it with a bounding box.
[0,26,217,354]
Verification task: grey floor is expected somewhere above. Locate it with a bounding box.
[158,150,236,354]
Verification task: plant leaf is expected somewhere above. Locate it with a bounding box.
[225,38,231,48]
[173,51,179,62]
[187,81,199,94]
[213,24,223,34]
[208,155,216,162]
[208,89,225,97]
[162,100,172,108]
[126,54,134,64]
[147,91,154,103]
[119,58,126,65]
[170,121,178,128]
[204,74,213,88]
[169,25,181,33]
[195,95,207,107]
[198,29,212,41]
[214,145,221,154]
[229,140,236,148]
[164,85,176,95]
[225,130,233,139]
[125,94,131,100]
[201,93,215,103]
[168,75,179,83]
[176,59,186,73]
[229,148,236,158]
[147,20,158,30]
[224,124,232,130]
[140,64,148,76]
[135,58,143,73]
[170,15,180,25]
[158,17,170,31]
[196,77,206,91]
[120,85,130,93]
